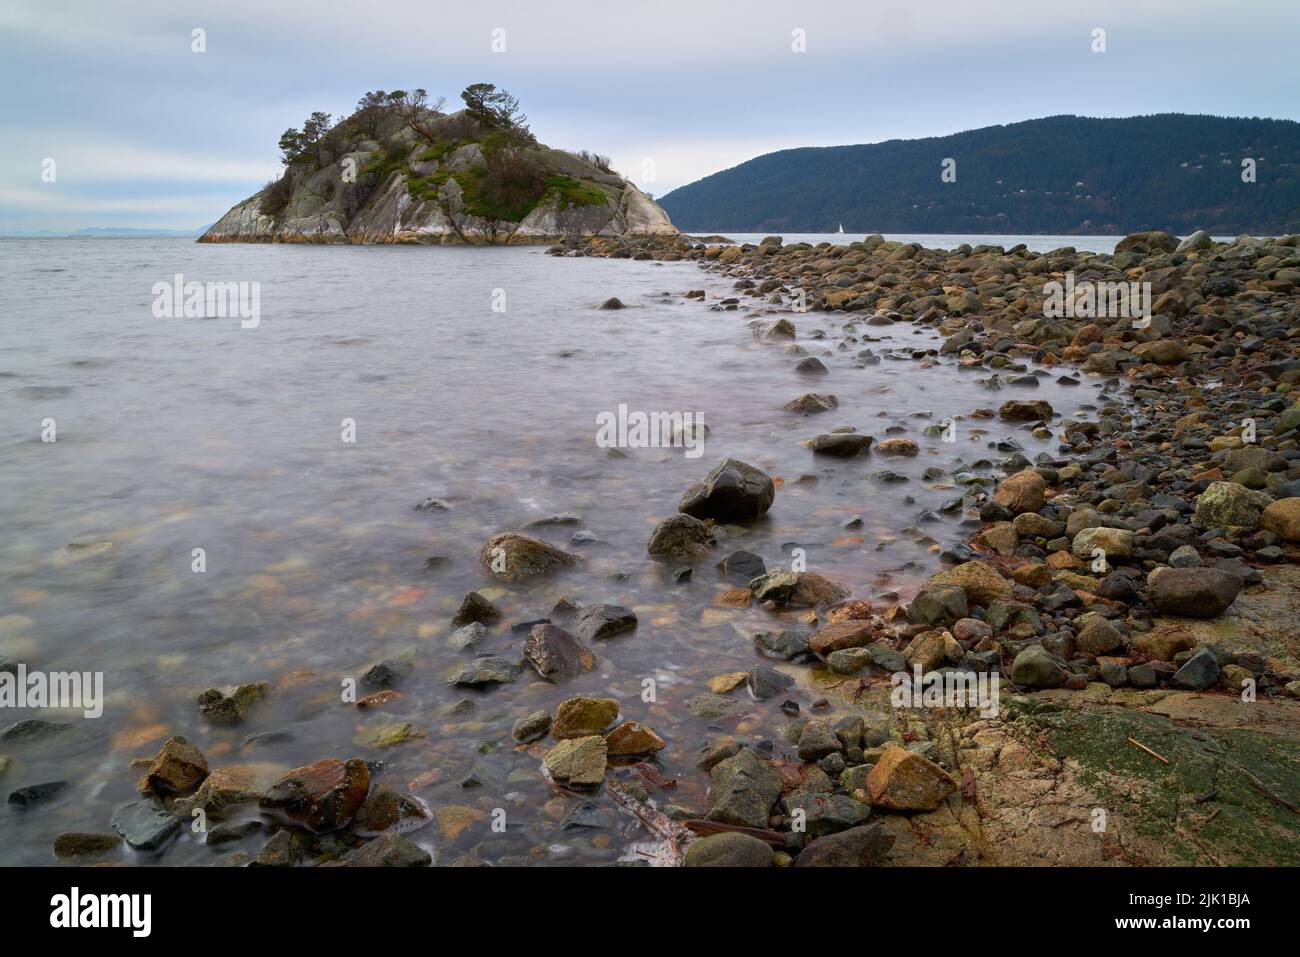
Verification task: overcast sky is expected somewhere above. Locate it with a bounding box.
[2,0,1297,231]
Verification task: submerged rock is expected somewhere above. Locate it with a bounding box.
[647,513,716,560]
[346,831,432,867]
[572,603,637,641]
[451,591,500,627]
[524,623,596,680]
[480,532,579,582]
[447,656,520,687]
[196,682,268,723]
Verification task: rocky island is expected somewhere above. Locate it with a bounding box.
[199,84,676,245]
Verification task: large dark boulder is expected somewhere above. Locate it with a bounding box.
[1147,567,1242,618]
[679,458,775,523]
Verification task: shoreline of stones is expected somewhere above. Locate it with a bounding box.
[8,228,1300,869]
[536,227,1300,865]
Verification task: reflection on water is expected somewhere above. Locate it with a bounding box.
[0,238,1106,865]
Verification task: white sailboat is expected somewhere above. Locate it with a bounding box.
[837,223,844,234]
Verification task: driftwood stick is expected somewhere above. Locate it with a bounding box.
[683,819,785,847]
[1127,737,1170,764]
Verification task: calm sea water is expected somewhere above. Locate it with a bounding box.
[0,236,1109,865]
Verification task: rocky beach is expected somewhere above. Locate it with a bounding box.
[6,227,1299,869]
[532,227,1300,866]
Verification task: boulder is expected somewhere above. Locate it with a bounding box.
[683,832,774,867]
[173,766,264,821]
[865,748,957,811]
[926,561,1011,606]
[523,624,596,681]
[136,736,209,796]
[543,736,607,787]
[1260,497,1300,541]
[998,399,1053,422]
[795,823,895,866]
[346,832,431,867]
[451,591,499,627]
[1071,526,1135,559]
[1147,567,1242,618]
[780,793,871,837]
[808,619,877,656]
[908,584,968,626]
[1171,648,1221,690]
[259,758,371,833]
[1130,626,1197,662]
[1115,230,1178,253]
[551,697,619,738]
[647,513,716,560]
[706,748,782,828]
[1193,482,1272,529]
[480,532,578,582]
[784,393,839,414]
[749,570,849,607]
[809,432,872,456]
[110,800,181,851]
[196,682,268,723]
[446,656,520,687]
[604,721,666,756]
[1132,340,1187,364]
[572,603,637,641]
[994,470,1047,514]
[1010,646,1067,687]
[679,458,775,522]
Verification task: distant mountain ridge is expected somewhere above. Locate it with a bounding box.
[660,114,1300,235]
[0,226,208,237]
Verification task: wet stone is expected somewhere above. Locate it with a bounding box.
[361,659,412,690]
[747,666,795,700]
[8,781,67,808]
[753,630,812,660]
[706,748,782,828]
[53,832,122,858]
[572,603,637,642]
[447,656,520,687]
[524,623,596,680]
[447,622,488,651]
[0,719,72,743]
[196,682,268,723]
[111,799,181,851]
[717,550,767,583]
[781,793,872,838]
[452,591,500,627]
[552,697,619,738]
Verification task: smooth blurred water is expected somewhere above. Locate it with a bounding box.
[0,237,1107,865]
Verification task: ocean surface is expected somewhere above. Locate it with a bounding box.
[0,236,1112,865]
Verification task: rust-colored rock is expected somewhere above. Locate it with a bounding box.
[136,736,209,796]
[259,758,371,833]
[809,619,877,655]
[865,747,958,811]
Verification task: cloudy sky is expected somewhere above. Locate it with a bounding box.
[2,0,1297,231]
